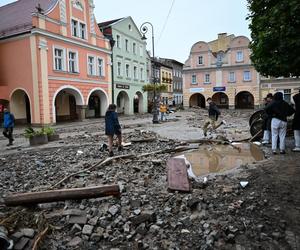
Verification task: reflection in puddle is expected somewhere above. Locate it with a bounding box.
[183,143,264,177]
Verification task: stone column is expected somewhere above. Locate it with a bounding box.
[77,105,87,121]
[38,38,51,124]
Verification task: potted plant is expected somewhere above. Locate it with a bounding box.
[24,127,48,146]
[42,127,60,142]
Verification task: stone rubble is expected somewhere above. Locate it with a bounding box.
[0,110,299,249]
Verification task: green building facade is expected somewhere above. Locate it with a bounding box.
[99,17,148,114]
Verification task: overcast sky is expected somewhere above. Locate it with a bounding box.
[0,0,251,63]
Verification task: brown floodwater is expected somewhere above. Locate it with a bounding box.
[182,143,264,177]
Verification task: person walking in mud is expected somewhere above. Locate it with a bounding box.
[262,93,273,145]
[203,97,226,137]
[2,108,15,146]
[292,89,300,152]
[105,104,123,157]
[265,92,295,154]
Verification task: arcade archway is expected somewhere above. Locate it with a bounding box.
[53,87,84,122]
[10,89,31,124]
[86,89,108,118]
[212,92,229,109]
[235,91,254,109]
[189,93,206,108]
[134,91,144,114]
[116,91,130,114]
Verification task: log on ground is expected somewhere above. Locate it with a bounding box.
[3,185,120,207]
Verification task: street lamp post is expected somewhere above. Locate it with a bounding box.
[109,37,116,104]
[140,22,159,124]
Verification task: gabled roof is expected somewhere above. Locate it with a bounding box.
[98,17,125,30]
[0,0,57,39]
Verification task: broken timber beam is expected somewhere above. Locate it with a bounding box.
[3,185,120,207]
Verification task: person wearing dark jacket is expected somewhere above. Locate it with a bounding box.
[2,108,15,146]
[105,104,122,157]
[265,92,295,154]
[203,97,226,137]
[262,93,273,144]
[292,90,300,152]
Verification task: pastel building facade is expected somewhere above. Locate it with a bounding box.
[99,17,148,115]
[0,0,111,125]
[183,33,260,109]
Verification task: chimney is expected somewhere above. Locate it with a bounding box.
[218,33,227,39]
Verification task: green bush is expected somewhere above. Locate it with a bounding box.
[41,127,55,136]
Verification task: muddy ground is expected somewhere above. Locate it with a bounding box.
[0,109,299,250]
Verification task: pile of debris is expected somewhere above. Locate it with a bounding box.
[0,129,298,249]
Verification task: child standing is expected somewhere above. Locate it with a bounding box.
[105,104,122,157]
[265,92,295,154]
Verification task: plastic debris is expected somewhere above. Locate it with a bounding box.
[240,181,249,188]
[76,150,83,155]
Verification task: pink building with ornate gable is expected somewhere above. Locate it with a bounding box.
[0,0,111,125]
[183,33,260,109]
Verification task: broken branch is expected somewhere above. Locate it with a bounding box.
[51,154,135,189]
[32,226,49,250]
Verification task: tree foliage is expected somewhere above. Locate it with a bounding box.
[142,84,168,93]
[247,0,300,77]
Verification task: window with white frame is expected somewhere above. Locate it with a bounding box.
[140,67,144,80]
[198,56,203,65]
[68,51,78,73]
[116,35,121,48]
[125,39,129,52]
[243,70,251,81]
[228,71,235,82]
[125,64,130,78]
[133,66,137,79]
[133,43,136,54]
[88,56,96,75]
[139,45,143,56]
[192,74,197,84]
[97,58,104,77]
[117,62,122,76]
[71,19,78,37]
[79,23,86,39]
[236,51,244,62]
[54,48,65,71]
[204,73,210,83]
[71,19,86,39]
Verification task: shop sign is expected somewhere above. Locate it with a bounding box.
[190,88,204,93]
[213,87,226,92]
[116,84,130,90]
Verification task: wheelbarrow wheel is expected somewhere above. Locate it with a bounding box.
[250,119,264,140]
[249,109,266,126]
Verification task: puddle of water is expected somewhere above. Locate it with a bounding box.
[183,143,264,177]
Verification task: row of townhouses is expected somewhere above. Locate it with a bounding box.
[0,1,298,126]
[183,33,300,109]
[0,0,184,125]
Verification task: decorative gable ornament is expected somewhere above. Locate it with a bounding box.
[72,0,84,11]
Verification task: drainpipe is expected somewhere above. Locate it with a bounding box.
[109,38,116,104]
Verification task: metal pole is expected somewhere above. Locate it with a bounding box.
[140,22,159,124]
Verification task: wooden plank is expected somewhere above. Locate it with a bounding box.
[167,158,191,192]
[4,185,120,207]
